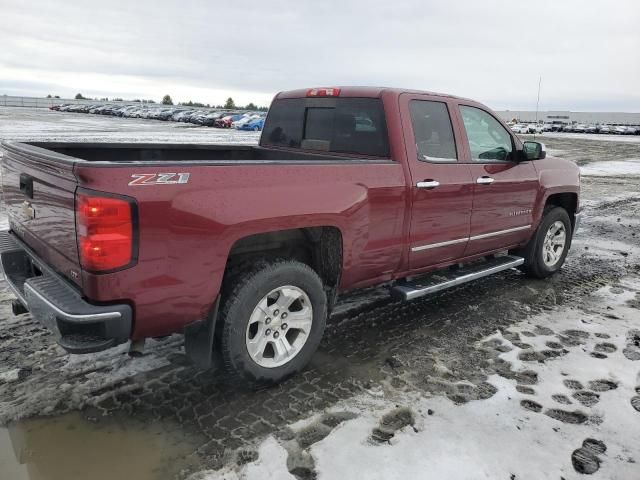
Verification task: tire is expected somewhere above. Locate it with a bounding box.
[219,259,327,385]
[517,206,572,279]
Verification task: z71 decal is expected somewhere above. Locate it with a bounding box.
[129,173,190,186]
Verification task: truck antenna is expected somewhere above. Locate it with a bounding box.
[534,76,542,139]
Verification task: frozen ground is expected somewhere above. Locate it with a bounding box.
[580,160,640,177]
[0,107,639,480]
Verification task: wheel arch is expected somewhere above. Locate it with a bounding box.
[224,226,344,297]
[544,192,578,229]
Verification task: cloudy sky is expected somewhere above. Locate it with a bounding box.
[0,0,638,111]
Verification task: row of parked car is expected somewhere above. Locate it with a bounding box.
[49,103,267,131]
[509,122,640,135]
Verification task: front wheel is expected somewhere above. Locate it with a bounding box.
[517,206,572,278]
[219,260,327,385]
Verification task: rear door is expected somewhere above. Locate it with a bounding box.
[399,94,473,271]
[1,142,81,286]
[452,104,538,256]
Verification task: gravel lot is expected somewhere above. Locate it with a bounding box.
[0,107,638,480]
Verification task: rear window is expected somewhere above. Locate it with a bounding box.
[261,97,389,157]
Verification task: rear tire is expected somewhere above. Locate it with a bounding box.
[517,206,572,279]
[219,259,327,385]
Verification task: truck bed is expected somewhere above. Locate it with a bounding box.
[22,142,376,164]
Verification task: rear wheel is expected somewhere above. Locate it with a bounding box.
[517,206,572,278]
[219,260,327,385]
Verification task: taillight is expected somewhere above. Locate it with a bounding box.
[76,191,136,272]
[306,87,341,97]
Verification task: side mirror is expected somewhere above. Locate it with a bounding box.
[522,141,546,161]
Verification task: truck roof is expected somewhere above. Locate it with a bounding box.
[276,86,473,102]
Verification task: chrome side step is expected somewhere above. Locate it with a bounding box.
[391,255,525,301]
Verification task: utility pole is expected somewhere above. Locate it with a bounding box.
[535,76,542,125]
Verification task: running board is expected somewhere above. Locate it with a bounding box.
[391,255,525,301]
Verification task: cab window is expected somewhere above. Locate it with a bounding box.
[459,105,513,162]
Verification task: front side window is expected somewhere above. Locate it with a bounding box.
[409,100,457,162]
[459,105,513,161]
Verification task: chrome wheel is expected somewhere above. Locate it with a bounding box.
[245,285,313,368]
[542,221,567,267]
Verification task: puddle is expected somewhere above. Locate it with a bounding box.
[0,411,203,480]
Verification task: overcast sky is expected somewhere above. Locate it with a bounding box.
[0,0,638,111]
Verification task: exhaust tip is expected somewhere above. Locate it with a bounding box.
[11,300,28,315]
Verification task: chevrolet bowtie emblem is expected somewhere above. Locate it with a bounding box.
[21,200,36,221]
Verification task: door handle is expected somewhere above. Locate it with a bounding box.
[416,180,440,189]
[476,176,495,185]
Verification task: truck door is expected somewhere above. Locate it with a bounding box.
[452,103,539,256]
[399,93,474,271]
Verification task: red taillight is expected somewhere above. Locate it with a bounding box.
[76,192,135,272]
[306,87,341,97]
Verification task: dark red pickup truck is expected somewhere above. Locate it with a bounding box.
[0,87,581,384]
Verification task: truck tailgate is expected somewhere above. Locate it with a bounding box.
[1,142,81,286]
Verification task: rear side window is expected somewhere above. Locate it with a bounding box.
[262,98,389,157]
[409,100,457,162]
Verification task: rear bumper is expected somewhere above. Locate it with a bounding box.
[0,230,132,354]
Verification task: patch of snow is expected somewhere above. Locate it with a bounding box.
[571,236,640,262]
[580,160,640,177]
[243,437,296,480]
[194,437,294,480]
[0,369,20,383]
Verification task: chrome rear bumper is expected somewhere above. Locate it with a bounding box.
[0,230,132,354]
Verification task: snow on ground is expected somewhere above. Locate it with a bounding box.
[198,278,640,480]
[580,159,640,177]
[527,132,640,144]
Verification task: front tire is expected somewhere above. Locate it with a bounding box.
[518,206,572,279]
[219,259,327,385]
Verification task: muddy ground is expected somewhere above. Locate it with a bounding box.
[0,107,638,479]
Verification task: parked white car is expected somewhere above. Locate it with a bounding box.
[510,124,533,134]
